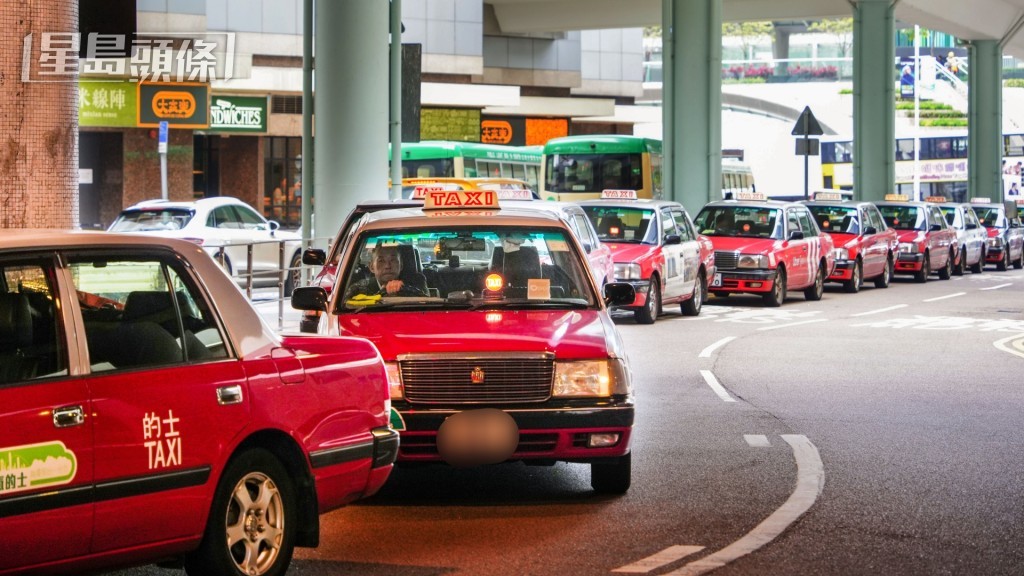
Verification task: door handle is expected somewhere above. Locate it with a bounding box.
[217,385,243,405]
[53,405,85,428]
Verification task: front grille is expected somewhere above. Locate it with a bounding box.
[715,250,739,270]
[400,431,559,457]
[400,355,554,405]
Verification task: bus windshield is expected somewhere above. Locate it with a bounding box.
[401,158,454,179]
[545,153,643,194]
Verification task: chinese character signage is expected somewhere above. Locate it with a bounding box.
[79,80,137,127]
[209,96,267,133]
[138,82,209,128]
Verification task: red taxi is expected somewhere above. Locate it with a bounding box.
[293,190,638,494]
[971,198,1024,270]
[693,194,836,306]
[875,195,959,282]
[1,231,396,575]
[804,193,899,292]
[578,190,715,323]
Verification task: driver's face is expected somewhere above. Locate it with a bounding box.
[371,248,402,282]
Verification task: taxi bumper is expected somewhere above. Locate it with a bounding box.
[985,248,1006,263]
[895,252,925,273]
[709,269,777,294]
[393,399,634,463]
[829,259,854,281]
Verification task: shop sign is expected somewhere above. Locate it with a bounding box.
[79,80,137,127]
[209,96,267,133]
[137,81,209,128]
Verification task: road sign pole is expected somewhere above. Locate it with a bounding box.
[804,134,810,200]
[158,121,169,200]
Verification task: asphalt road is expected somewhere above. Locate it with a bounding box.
[112,264,1024,576]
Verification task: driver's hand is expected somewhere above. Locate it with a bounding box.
[384,279,405,294]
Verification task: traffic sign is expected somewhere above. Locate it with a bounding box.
[791,106,824,137]
[157,121,168,154]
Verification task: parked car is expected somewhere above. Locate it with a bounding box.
[0,230,397,575]
[934,197,988,274]
[971,198,1024,270]
[804,196,899,292]
[875,195,959,282]
[108,197,304,295]
[579,192,715,323]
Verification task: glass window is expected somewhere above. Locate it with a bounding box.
[572,213,596,248]
[807,205,859,234]
[672,210,694,241]
[660,208,678,241]
[797,209,817,236]
[109,208,194,232]
[694,206,782,239]
[879,205,926,230]
[0,260,67,384]
[264,136,303,228]
[582,206,657,244]
[233,204,268,230]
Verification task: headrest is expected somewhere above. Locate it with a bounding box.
[598,216,624,235]
[396,244,422,273]
[502,246,541,283]
[123,291,175,322]
[0,292,33,349]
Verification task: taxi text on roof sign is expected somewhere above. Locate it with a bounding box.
[736,192,767,201]
[423,189,499,210]
[494,188,534,201]
[601,189,638,200]
[885,193,909,201]
[970,197,992,204]
[925,196,948,203]
[411,184,463,199]
[813,192,845,201]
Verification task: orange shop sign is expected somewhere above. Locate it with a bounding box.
[137,82,209,128]
[481,120,514,144]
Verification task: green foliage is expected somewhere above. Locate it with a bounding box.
[839,88,852,95]
[644,26,662,38]
[895,101,954,110]
[1005,78,1024,87]
[722,21,774,59]
[807,18,853,58]
[920,118,968,127]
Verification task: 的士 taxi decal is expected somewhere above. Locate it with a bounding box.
[0,441,77,495]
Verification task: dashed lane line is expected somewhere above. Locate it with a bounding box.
[744,434,771,447]
[849,304,908,317]
[664,435,825,576]
[756,318,828,332]
[699,337,736,358]
[612,546,706,574]
[923,292,966,302]
[979,283,1013,291]
[699,370,737,403]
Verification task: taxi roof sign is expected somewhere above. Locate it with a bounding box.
[924,196,948,203]
[422,189,499,210]
[970,197,992,204]
[736,192,767,201]
[411,183,463,199]
[813,192,845,201]
[494,188,534,201]
[601,189,638,200]
[884,194,909,202]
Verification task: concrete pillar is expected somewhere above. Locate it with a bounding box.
[313,0,389,239]
[663,0,721,214]
[0,2,78,228]
[773,27,791,76]
[968,40,1003,200]
[852,0,894,201]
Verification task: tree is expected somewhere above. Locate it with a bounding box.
[722,21,774,61]
[808,18,854,59]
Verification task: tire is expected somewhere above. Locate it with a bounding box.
[591,453,631,495]
[1014,248,1024,270]
[843,260,862,293]
[952,246,966,276]
[284,251,302,297]
[938,250,953,280]
[184,449,297,576]
[763,267,786,307]
[804,264,825,301]
[634,277,659,325]
[873,256,893,289]
[998,250,1009,272]
[681,274,705,316]
[914,254,930,283]
[970,248,984,274]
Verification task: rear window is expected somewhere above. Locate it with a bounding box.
[109,209,194,232]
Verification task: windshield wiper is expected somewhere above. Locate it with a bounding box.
[469,300,590,311]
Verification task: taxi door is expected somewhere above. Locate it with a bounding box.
[781,208,811,288]
[671,208,701,299]
[658,207,688,300]
[860,206,888,277]
[0,255,94,571]
[66,254,251,555]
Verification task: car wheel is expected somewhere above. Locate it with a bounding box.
[804,264,825,301]
[634,278,659,325]
[681,274,705,316]
[970,249,984,274]
[284,251,302,297]
[874,256,893,289]
[843,260,862,293]
[938,250,953,280]
[591,453,631,495]
[184,449,296,576]
[953,246,966,276]
[1015,249,1024,270]
[914,254,930,283]
[763,268,786,307]
[998,250,1009,272]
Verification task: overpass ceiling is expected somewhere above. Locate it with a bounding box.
[488,0,1024,58]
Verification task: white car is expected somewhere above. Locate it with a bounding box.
[108,197,304,294]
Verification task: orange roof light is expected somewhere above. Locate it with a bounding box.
[485,273,504,292]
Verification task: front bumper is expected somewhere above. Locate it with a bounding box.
[894,252,925,273]
[985,248,1006,263]
[393,399,634,464]
[828,259,854,282]
[709,269,777,294]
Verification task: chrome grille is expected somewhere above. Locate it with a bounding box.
[715,250,739,270]
[400,354,554,405]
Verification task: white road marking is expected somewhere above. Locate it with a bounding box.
[980,283,1013,291]
[994,333,1024,359]
[744,435,771,447]
[612,546,706,573]
[699,370,736,403]
[849,304,908,317]
[923,292,966,302]
[699,337,736,358]
[665,435,825,576]
[756,319,828,332]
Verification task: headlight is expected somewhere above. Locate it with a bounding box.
[737,254,769,268]
[384,362,403,400]
[553,359,630,397]
[898,242,919,254]
[613,262,642,280]
[833,248,850,260]
[987,237,1004,248]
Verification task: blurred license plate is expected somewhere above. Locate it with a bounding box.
[711,273,722,287]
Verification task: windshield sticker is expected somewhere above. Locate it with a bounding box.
[527,278,551,300]
[143,410,182,470]
[547,239,569,252]
[0,441,77,495]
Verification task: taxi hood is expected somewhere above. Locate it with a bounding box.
[336,309,622,361]
[605,242,659,262]
[825,231,858,248]
[706,235,778,254]
[894,230,926,243]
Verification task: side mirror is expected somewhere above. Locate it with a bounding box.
[291,286,328,312]
[930,224,942,232]
[787,230,805,241]
[302,248,326,266]
[864,226,878,235]
[267,220,281,233]
[664,234,682,245]
[603,282,636,306]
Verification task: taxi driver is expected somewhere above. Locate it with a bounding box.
[347,244,426,298]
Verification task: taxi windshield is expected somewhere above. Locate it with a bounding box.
[109,208,194,232]
[694,206,782,239]
[938,206,962,227]
[336,226,597,312]
[878,205,926,231]
[973,207,1005,228]
[581,206,656,244]
[807,205,860,234]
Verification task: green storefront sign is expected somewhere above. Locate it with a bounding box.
[79,80,137,127]
[209,96,268,133]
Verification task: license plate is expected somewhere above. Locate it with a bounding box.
[711,273,722,287]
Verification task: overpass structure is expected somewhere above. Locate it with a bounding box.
[312,0,1024,229]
